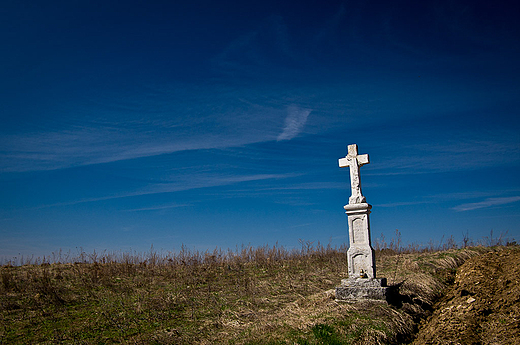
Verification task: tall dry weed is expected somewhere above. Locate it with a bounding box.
[1,238,512,344]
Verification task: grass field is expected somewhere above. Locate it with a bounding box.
[0,237,508,344]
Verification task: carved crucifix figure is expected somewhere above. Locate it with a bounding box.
[339,144,369,204]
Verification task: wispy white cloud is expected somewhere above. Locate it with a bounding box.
[27,172,298,209]
[277,106,311,141]
[124,203,191,212]
[257,182,345,190]
[198,181,341,200]
[376,201,430,208]
[453,196,520,212]
[374,190,520,209]
[368,136,520,175]
[0,83,293,173]
[427,191,520,202]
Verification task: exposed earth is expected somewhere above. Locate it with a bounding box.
[412,247,520,345]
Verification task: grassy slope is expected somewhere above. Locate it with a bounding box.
[0,244,493,344]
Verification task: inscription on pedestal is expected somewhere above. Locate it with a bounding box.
[353,218,365,243]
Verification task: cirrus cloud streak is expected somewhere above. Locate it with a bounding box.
[453,196,520,212]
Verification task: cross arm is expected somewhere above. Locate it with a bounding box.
[338,157,349,168]
[338,154,369,168]
[357,154,369,166]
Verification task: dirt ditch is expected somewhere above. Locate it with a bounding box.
[412,247,520,345]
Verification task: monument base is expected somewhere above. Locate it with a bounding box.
[335,278,389,302]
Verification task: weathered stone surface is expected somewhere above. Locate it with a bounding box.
[344,203,376,279]
[335,278,389,301]
[338,144,369,205]
[340,277,387,287]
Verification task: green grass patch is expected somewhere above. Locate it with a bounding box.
[0,244,495,344]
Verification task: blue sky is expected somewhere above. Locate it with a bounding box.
[1,0,519,260]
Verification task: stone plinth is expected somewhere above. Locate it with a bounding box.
[335,278,389,302]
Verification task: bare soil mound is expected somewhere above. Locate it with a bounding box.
[412,247,520,345]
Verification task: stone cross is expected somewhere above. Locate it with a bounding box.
[335,144,390,301]
[338,144,369,204]
[338,144,376,279]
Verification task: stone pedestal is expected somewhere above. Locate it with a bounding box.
[344,203,376,279]
[335,278,389,302]
[335,203,390,302]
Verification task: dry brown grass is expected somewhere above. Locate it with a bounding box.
[0,241,499,344]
